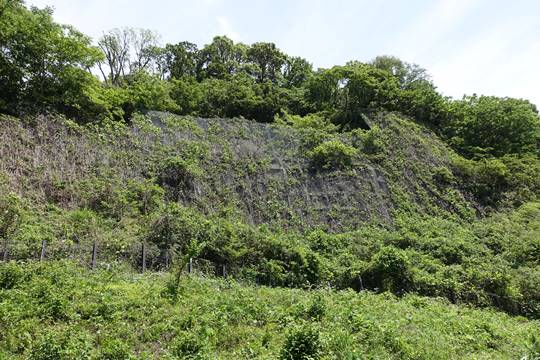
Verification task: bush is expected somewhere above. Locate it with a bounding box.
[363,246,412,294]
[280,324,321,360]
[432,166,455,185]
[98,338,132,360]
[0,261,25,289]
[303,295,326,321]
[0,194,24,256]
[157,156,201,201]
[351,125,383,154]
[169,331,207,359]
[445,95,540,157]
[307,140,357,170]
[29,333,64,360]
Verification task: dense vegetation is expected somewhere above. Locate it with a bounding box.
[1,261,539,359]
[2,0,539,161]
[1,1,540,358]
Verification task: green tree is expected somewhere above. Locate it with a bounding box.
[197,36,246,79]
[163,41,199,79]
[247,42,285,83]
[446,95,540,157]
[370,55,429,89]
[282,56,313,88]
[0,0,103,120]
[307,63,400,128]
[97,27,161,86]
[121,71,178,117]
[398,80,449,127]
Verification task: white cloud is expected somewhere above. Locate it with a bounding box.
[216,16,241,42]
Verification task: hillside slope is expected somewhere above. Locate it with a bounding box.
[0,112,474,232]
[1,113,538,319]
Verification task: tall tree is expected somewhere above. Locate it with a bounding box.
[370,55,429,89]
[97,27,160,85]
[282,56,313,88]
[97,28,132,86]
[0,0,102,118]
[197,36,245,79]
[130,28,160,73]
[307,63,400,128]
[163,41,199,79]
[247,42,285,83]
[446,96,540,157]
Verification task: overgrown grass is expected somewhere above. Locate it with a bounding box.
[0,261,539,359]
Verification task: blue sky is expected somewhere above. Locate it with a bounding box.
[29,0,540,107]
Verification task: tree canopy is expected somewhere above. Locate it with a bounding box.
[1,1,539,159]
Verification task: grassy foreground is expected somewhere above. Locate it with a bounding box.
[0,261,538,359]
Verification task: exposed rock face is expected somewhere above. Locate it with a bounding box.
[148,112,472,231]
[0,111,474,232]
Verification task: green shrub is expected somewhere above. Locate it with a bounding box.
[307,140,357,170]
[280,324,321,360]
[0,193,24,256]
[303,295,326,321]
[170,331,207,359]
[98,338,132,360]
[351,125,383,154]
[452,156,510,206]
[29,333,64,360]
[157,156,202,200]
[363,246,412,294]
[0,261,25,289]
[432,166,455,185]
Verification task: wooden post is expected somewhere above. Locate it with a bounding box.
[40,240,47,261]
[222,264,227,278]
[188,257,193,274]
[91,241,97,269]
[141,242,147,273]
[2,243,8,261]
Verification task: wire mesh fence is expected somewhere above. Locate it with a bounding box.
[0,239,536,317]
[0,239,236,279]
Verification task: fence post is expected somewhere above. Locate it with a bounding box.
[2,243,8,261]
[222,264,227,278]
[141,242,147,273]
[188,257,193,274]
[40,240,47,261]
[165,249,170,269]
[91,241,97,269]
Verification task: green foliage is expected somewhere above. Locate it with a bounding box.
[363,246,412,294]
[2,5,540,358]
[0,261,539,358]
[452,154,540,207]
[446,95,540,157]
[0,261,25,289]
[431,166,455,185]
[306,63,400,129]
[121,71,179,117]
[275,112,337,133]
[98,338,132,360]
[163,41,199,79]
[351,124,383,154]
[157,156,201,201]
[307,140,357,170]
[0,0,103,120]
[280,324,321,360]
[0,193,24,248]
[170,331,208,359]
